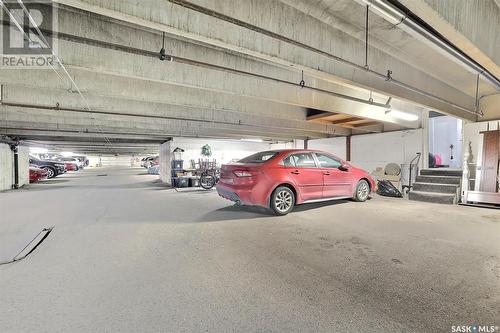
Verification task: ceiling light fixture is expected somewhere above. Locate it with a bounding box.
[29,147,48,154]
[383,97,418,121]
[241,138,264,142]
[387,109,419,121]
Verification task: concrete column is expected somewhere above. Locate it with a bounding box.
[17,145,29,187]
[293,140,305,149]
[421,109,430,169]
[159,141,172,185]
[0,143,13,191]
[346,136,352,161]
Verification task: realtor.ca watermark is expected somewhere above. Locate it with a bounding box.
[451,325,499,332]
[0,0,57,69]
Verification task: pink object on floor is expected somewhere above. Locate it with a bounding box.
[435,154,442,166]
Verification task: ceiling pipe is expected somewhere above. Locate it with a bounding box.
[168,0,481,117]
[362,0,500,90]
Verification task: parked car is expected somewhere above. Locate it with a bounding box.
[29,156,66,179]
[216,149,375,215]
[29,166,48,183]
[141,156,157,168]
[63,162,79,171]
[58,157,83,169]
[72,156,89,168]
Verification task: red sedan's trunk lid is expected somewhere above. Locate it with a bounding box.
[220,163,262,185]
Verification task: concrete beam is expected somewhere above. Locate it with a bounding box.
[52,0,478,120]
[0,104,340,141]
[0,84,350,137]
[398,0,500,81]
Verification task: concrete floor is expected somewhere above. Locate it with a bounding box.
[0,167,499,332]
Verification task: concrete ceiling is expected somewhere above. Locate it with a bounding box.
[0,0,498,154]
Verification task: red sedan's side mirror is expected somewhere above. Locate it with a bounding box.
[338,163,349,172]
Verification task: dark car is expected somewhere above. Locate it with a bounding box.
[29,156,66,179]
[141,156,156,168]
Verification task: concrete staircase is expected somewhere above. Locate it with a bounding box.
[409,169,462,204]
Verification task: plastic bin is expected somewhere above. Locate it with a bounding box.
[175,177,189,188]
[189,177,200,187]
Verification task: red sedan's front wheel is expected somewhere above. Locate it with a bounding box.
[354,180,370,202]
[270,186,295,215]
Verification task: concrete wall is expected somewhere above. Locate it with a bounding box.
[100,155,133,167]
[269,140,306,150]
[350,129,424,172]
[0,143,13,191]
[272,132,421,172]
[308,137,347,160]
[86,155,102,168]
[172,138,270,166]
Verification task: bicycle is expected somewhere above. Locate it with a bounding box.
[199,169,220,190]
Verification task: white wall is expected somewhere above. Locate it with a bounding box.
[86,155,102,168]
[85,155,133,167]
[0,143,13,191]
[269,140,306,150]
[100,155,133,167]
[172,138,270,166]
[351,129,423,172]
[308,137,346,160]
[429,116,463,168]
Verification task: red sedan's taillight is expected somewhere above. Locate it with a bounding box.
[233,170,260,177]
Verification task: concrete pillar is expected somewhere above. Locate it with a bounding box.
[159,141,172,185]
[421,109,430,169]
[0,143,13,191]
[293,139,305,149]
[346,136,352,161]
[17,145,29,187]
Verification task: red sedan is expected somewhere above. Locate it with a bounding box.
[216,149,375,215]
[64,162,79,171]
[29,166,49,183]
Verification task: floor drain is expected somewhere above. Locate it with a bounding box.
[97,174,108,177]
[0,227,53,266]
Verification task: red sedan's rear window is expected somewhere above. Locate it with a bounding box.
[238,151,278,164]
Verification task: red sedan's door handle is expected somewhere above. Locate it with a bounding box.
[323,171,331,176]
[291,170,300,175]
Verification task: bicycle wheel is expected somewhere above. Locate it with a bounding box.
[200,173,216,189]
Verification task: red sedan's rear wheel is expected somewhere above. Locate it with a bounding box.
[354,180,370,202]
[270,186,295,215]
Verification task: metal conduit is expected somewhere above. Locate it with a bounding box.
[168,0,488,116]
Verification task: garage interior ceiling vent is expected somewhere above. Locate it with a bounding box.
[362,0,500,90]
[167,0,483,117]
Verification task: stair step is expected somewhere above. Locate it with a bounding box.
[412,182,459,194]
[415,175,461,185]
[408,191,456,205]
[420,169,463,177]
